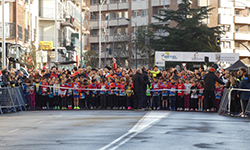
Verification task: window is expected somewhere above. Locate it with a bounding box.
[18,25,23,40]
[105,13,109,20]
[141,10,147,17]
[133,11,139,18]
[117,12,122,19]
[235,10,240,15]
[110,12,116,20]
[91,0,95,5]
[124,11,128,18]
[117,28,122,35]
[125,28,128,34]
[235,25,240,32]
[91,13,96,21]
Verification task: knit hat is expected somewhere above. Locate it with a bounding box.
[210,68,215,72]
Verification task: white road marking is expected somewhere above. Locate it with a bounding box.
[99,111,170,150]
[37,121,44,124]
[8,129,19,133]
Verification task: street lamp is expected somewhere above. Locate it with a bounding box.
[99,0,107,68]
[2,0,6,69]
[112,18,130,58]
[126,18,138,69]
[231,0,250,15]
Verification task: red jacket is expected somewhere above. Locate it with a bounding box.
[41,82,48,94]
[177,83,185,96]
[50,73,58,78]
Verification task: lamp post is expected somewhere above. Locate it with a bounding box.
[163,0,165,36]
[55,0,58,63]
[80,0,82,68]
[112,23,129,58]
[124,18,137,68]
[99,0,107,68]
[2,0,5,68]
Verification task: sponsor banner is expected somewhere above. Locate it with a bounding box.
[155,51,239,66]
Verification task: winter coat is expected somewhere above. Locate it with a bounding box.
[204,71,224,91]
[237,77,250,101]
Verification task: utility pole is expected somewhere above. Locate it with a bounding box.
[55,0,58,63]
[163,0,165,36]
[80,0,83,68]
[2,0,5,68]
[99,0,106,68]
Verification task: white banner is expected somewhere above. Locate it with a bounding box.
[155,51,239,66]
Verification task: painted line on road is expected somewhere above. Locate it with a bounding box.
[99,111,170,150]
[8,129,19,133]
[37,121,44,124]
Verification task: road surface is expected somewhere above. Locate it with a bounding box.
[0,110,249,150]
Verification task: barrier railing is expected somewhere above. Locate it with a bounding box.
[0,87,27,115]
[218,88,250,116]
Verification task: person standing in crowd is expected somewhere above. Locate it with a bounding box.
[237,68,247,81]
[132,69,149,110]
[204,68,225,112]
[141,67,150,108]
[237,73,250,118]
[149,66,161,78]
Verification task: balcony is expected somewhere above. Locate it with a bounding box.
[151,0,170,7]
[235,47,250,57]
[235,15,250,25]
[118,2,129,9]
[221,32,234,41]
[39,7,63,20]
[235,32,250,41]
[218,14,233,25]
[0,23,15,38]
[90,2,129,12]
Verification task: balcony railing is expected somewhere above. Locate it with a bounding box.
[74,10,85,23]
[18,25,22,40]
[0,23,16,38]
[24,28,29,43]
[39,7,63,19]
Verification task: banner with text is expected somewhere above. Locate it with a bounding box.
[155,51,239,66]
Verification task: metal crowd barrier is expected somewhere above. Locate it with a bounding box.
[0,87,27,115]
[218,88,250,116]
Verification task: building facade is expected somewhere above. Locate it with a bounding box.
[38,0,90,69]
[0,0,39,70]
[89,0,250,69]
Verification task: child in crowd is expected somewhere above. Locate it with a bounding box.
[60,78,67,110]
[48,80,54,109]
[190,81,198,111]
[66,79,73,109]
[176,79,185,111]
[169,79,177,111]
[40,78,49,109]
[152,77,161,110]
[119,78,127,109]
[184,79,192,111]
[161,79,169,109]
[72,77,79,109]
[198,81,204,111]
[29,79,35,110]
[53,79,60,109]
[215,82,223,110]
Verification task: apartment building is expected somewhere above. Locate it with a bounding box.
[89,0,209,68]
[218,0,250,61]
[89,0,250,68]
[0,0,39,69]
[38,0,90,69]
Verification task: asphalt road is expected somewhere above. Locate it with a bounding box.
[0,110,249,150]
